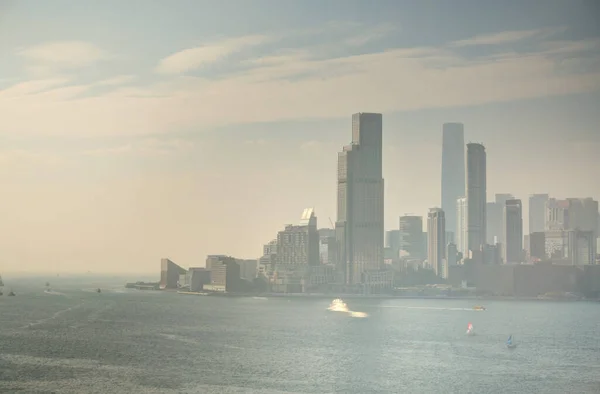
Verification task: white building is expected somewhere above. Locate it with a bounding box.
[456,197,468,255]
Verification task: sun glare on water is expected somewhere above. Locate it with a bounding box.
[327,299,368,318]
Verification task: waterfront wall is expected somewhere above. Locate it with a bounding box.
[449,262,600,297]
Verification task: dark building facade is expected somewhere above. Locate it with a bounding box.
[159,258,186,289]
[441,123,465,242]
[206,255,241,292]
[466,143,487,261]
[504,199,523,263]
[188,267,211,292]
[529,232,546,261]
[449,262,600,297]
[399,215,424,260]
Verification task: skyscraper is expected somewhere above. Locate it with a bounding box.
[336,113,385,286]
[428,208,447,278]
[441,123,465,242]
[504,199,523,263]
[487,194,514,245]
[399,215,424,260]
[456,197,468,255]
[466,143,487,261]
[529,194,549,234]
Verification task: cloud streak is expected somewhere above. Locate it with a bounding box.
[2,28,600,137]
[155,35,269,74]
[18,41,109,69]
[449,27,565,47]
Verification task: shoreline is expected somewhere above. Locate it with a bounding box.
[178,291,596,303]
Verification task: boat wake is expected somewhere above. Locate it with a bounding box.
[21,303,84,329]
[43,289,65,296]
[327,299,368,318]
[381,305,476,312]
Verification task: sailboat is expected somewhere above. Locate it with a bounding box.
[466,322,475,336]
[506,334,517,349]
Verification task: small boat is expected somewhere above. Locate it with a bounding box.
[466,322,475,336]
[327,298,348,312]
[96,288,101,293]
[506,334,517,349]
[8,289,15,296]
[473,305,486,311]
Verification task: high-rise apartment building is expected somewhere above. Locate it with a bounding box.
[428,208,447,278]
[504,199,523,263]
[441,123,465,242]
[271,209,321,293]
[276,208,319,266]
[399,215,424,260]
[529,194,549,234]
[336,113,385,285]
[456,197,468,255]
[466,143,487,261]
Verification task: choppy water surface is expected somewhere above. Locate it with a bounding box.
[1,277,599,393]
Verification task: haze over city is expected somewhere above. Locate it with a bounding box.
[1,0,599,274]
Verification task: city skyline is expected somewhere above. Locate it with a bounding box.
[0,1,599,273]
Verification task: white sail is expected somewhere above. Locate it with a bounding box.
[466,323,474,335]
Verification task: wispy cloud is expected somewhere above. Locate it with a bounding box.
[449,27,565,47]
[0,78,69,97]
[82,137,196,157]
[18,41,109,70]
[155,35,269,75]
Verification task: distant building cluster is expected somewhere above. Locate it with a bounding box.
[153,114,600,298]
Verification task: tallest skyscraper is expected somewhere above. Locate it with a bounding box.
[336,113,384,286]
[441,123,465,241]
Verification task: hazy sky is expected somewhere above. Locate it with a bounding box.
[1,0,599,274]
